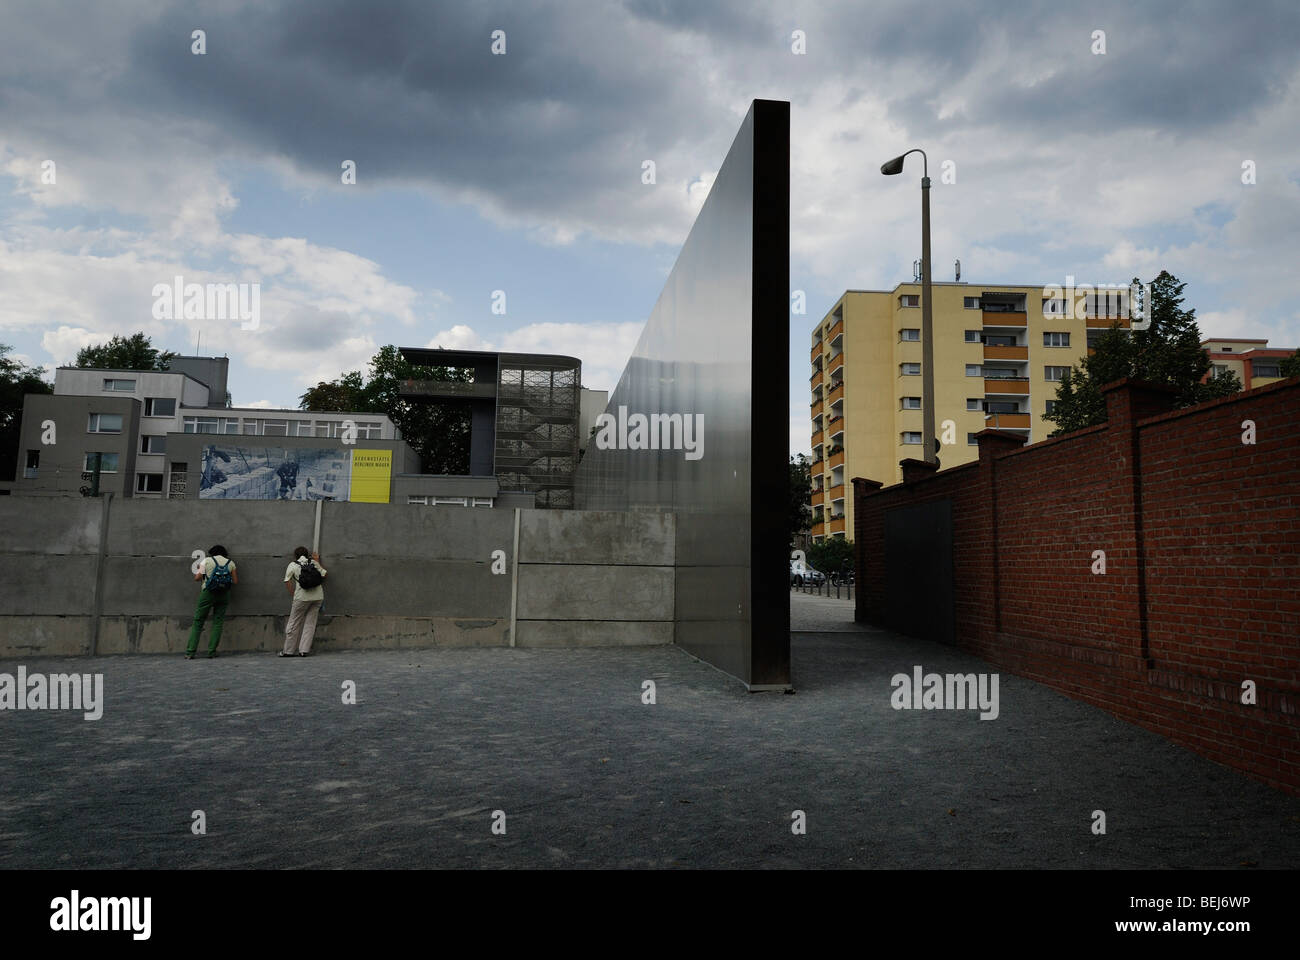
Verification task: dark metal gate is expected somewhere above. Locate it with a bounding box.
[882,499,955,644]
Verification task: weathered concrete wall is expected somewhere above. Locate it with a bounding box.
[0,497,674,656]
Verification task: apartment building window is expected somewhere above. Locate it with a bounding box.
[261,419,288,436]
[986,401,1020,414]
[24,450,38,479]
[984,367,1019,380]
[964,330,981,343]
[1042,298,1068,317]
[88,413,123,433]
[141,435,167,455]
[296,421,316,437]
[102,378,136,392]
[144,397,176,417]
[901,362,921,376]
[965,364,982,377]
[899,294,919,308]
[136,473,164,494]
[1045,400,1057,415]
[356,421,383,439]
[901,397,921,410]
[985,335,1017,346]
[901,432,922,444]
[184,416,222,434]
[1043,332,1070,348]
[84,452,120,473]
[169,462,188,498]
[1044,366,1070,381]
[964,297,981,309]
[900,328,920,341]
[966,398,982,411]
[967,433,980,445]
[1253,363,1281,378]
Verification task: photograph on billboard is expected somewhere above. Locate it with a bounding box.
[198,445,392,502]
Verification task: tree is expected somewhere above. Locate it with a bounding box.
[807,537,854,575]
[1044,270,1241,436]
[788,454,812,548]
[300,345,472,474]
[1281,348,1300,379]
[74,332,176,371]
[0,344,53,481]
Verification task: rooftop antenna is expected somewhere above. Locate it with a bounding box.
[955,259,961,282]
[195,329,201,353]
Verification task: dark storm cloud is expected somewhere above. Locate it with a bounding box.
[1,0,1297,240]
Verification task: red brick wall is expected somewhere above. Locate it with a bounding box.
[853,377,1300,794]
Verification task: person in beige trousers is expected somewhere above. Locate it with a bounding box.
[282,546,328,657]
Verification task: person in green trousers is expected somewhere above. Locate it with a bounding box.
[186,544,239,659]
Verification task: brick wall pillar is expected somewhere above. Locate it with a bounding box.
[1098,378,1179,666]
[973,430,1025,649]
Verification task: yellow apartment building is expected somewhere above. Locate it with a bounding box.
[808,281,1135,543]
[1202,339,1294,390]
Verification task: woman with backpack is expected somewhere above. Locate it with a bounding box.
[186,544,238,659]
[282,546,328,657]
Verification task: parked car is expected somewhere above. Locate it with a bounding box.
[790,562,825,586]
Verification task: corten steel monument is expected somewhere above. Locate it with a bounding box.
[575,99,791,690]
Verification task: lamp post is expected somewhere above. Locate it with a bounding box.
[882,149,936,465]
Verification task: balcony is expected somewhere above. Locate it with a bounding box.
[810,368,823,387]
[828,483,845,501]
[399,379,496,399]
[828,354,844,377]
[811,342,823,362]
[985,412,1031,429]
[828,449,845,470]
[829,516,846,534]
[982,310,1027,327]
[811,429,824,448]
[811,489,825,507]
[1085,315,1131,329]
[827,318,844,341]
[811,399,824,418]
[827,382,844,405]
[983,344,1028,361]
[984,377,1030,395]
[811,520,826,537]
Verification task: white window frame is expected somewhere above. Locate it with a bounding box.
[1043,332,1070,348]
[87,413,123,434]
[899,294,919,308]
[967,398,982,411]
[84,452,120,473]
[899,328,920,342]
[1045,400,1057,415]
[136,472,164,493]
[964,330,982,343]
[102,378,136,392]
[900,362,921,376]
[901,432,922,445]
[1044,366,1069,382]
[901,397,921,410]
[967,433,980,446]
[965,364,982,377]
[964,297,981,310]
[141,435,167,455]
[143,397,176,417]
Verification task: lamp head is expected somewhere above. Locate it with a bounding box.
[880,155,905,176]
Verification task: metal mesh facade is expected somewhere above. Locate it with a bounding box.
[494,354,581,508]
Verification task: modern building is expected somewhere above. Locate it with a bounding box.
[1201,339,1295,390]
[809,281,1136,543]
[398,348,584,508]
[11,359,417,500]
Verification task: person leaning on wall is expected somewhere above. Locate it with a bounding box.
[187,544,238,659]
[281,546,327,657]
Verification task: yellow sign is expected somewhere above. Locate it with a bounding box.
[349,449,393,503]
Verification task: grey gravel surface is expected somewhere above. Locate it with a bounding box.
[0,590,1295,869]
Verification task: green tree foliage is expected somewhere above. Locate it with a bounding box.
[807,537,854,575]
[0,344,53,481]
[1280,348,1300,379]
[1044,271,1241,436]
[299,345,472,474]
[74,332,176,371]
[789,454,812,548]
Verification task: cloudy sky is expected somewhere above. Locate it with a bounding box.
[2,0,1297,455]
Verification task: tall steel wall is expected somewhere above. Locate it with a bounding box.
[574,99,790,689]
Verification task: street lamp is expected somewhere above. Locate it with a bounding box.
[882,148,936,465]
